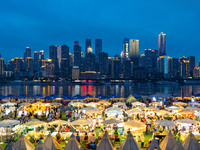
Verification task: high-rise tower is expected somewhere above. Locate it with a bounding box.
[158,32,166,56]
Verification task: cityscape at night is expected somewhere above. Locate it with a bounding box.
[0,0,200,150]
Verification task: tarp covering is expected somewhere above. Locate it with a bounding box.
[146,139,161,150]
[43,134,62,150]
[159,131,176,150]
[64,134,82,150]
[119,132,140,150]
[182,133,200,150]
[13,134,35,150]
[97,131,114,150]
[172,139,184,150]
[35,140,46,150]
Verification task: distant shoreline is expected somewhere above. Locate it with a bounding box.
[1,79,200,86]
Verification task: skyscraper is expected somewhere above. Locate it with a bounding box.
[73,41,81,69]
[49,45,59,76]
[123,38,129,59]
[95,39,102,62]
[56,46,61,69]
[0,56,4,77]
[61,44,70,78]
[99,52,108,76]
[158,32,166,56]
[34,51,39,72]
[85,52,96,71]
[85,39,91,55]
[24,47,31,60]
[129,39,139,66]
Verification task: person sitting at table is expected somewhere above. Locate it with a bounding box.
[84,132,88,141]
[76,132,80,142]
[56,131,61,144]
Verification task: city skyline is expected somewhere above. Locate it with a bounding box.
[0,0,200,63]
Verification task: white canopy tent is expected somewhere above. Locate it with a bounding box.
[119,132,140,150]
[0,119,20,128]
[155,120,176,127]
[5,141,14,150]
[101,119,123,125]
[71,118,93,126]
[64,134,82,150]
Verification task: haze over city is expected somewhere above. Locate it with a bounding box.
[0,0,200,62]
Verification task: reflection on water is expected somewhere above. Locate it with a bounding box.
[0,83,200,97]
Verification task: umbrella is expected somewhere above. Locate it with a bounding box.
[97,131,114,150]
[2,102,17,107]
[64,134,82,150]
[13,134,35,150]
[124,120,146,131]
[176,118,199,124]
[85,102,99,107]
[0,119,20,127]
[22,120,46,127]
[182,133,200,150]
[84,94,93,98]
[71,118,93,126]
[126,108,143,115]
[71,102,84,107]
[108,94,120,98]
[48,119,71,125]
[98,100,111,106]
[6,94,16,98]
[17,94,27,98]
[0,95,6,99]
[155,120,176,127]
[149,93,171,98]
[159,131,177,150]
[101,119,123,125]
[166,106,181,111]
[33,94,43,98]
[119,132,140,150]
[73,94,85,99]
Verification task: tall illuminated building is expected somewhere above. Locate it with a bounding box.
[95,39,102,62]
[24,47,31,60]
[129,39,139,66]
[61,44,70,78]
[34,51,39,72]
[123,38,129,59]
[158,32,166,56]
[73,41,81,69]
[0,56,4,77]
[49,45,59,76]
[85,39,91,55]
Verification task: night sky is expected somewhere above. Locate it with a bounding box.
[0,0,200,63]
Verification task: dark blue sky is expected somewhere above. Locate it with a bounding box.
[0,0,200,63]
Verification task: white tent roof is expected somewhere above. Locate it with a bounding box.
[146,139,161,150]
[188,102,200,106]
[131,101,146,107]
[119,132,140,150]
[185,106,200,112]
[166,106,181,111]
[182,133,200,150]
[113,102,126,106]
[159,131,177,150]
[173,139,184,150]
[48,119,71,125]
[64,134,82,150]
[5,141,14,150]
[22,120,46,127]
[126,108,143,115]
[0,119,20,128]
[176,118,199,124]
[98,100,111,106]
[43,134,62,150]
[155,120,176,127]
[13,134,35,150]
[101,119,123,125]
[71,118,93,126]
[97,131,114,150]
[2,102,17,106]
[35,140,46,150]
[173,102,187,105]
